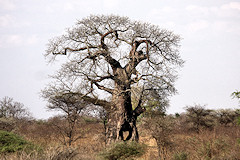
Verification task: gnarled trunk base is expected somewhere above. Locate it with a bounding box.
[105,103,145,145]
[105,111,139,145]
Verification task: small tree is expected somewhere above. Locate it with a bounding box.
[42,88,88,146]
[0,96,31,131]
[216,109,239,126]
[185,104,215,133]
[232,91,240,99]
[232,90,240,125]
[0,96,30,119]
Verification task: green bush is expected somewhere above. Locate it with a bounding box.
[237,138,240,146]
[100,141,147,160]
[0,130,37,153]
[172,152,188,160]
[237,116,240,125]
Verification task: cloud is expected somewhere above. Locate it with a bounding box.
[0,14,31,28]
[161,6,176,13]
[0,34,39,48]
[0,15,13,27]
[26,35,39,45]
[186,2,240,18]
[147,6,178,25]
[44,1,101,13]
[221,2,240,11]
[150,6,176,15]
[0,0,16,10]
[186,5,208,12]
[187,20,209,33]
[6,35,22,46]
[184,2,240,34]
[103,0,120,8]
[63,3,74,11]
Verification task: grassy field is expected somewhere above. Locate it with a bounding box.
[0,113,240,160]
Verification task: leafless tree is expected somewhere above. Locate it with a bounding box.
[0,96,31,131]
[44,15,183,144]
[0,96,30,119]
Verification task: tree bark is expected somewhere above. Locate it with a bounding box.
[105,91,138,144]
[105,68,145,145]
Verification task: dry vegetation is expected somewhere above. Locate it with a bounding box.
[1,107,240,160]
[1,14,239,160]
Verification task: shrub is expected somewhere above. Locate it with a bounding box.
[0,145,79,160]
[100,141,147,160]
[237,138,240,146]
[143,113,174,159]
[0,130,37,153]
[0,118,15,132]
[216,109,239,126]
[45,146,79,160]
[237,117,240,125]
[172,152,188,160]
[185,105,215,133]
[198,138,228,159]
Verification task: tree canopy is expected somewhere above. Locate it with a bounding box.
[44,14,183,108]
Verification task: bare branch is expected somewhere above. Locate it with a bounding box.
[92,82,113,94]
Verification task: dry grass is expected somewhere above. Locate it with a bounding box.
[1,116,240,160]
[148,126,240,160]
[137,121,240,160]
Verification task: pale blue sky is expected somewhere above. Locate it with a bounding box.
[0,0,240,119]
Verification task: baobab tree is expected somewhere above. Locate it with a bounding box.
[43,15,183,145]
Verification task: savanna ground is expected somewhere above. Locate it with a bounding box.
[1,110,240,160]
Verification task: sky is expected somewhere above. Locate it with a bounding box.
[0,0,240,119]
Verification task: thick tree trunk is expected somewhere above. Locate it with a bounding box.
[105,83,142,145]
[105,92,136,144]
[105,66,146,145]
